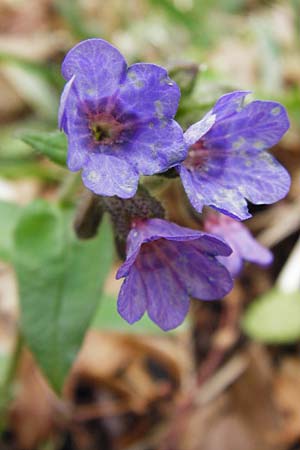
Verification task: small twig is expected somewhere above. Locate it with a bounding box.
[254,201,300,248]
[159,295,242,450]
[195,353,248,406]
[276,233,300,294]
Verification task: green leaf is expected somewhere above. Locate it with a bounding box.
[242,289,300,344]
[0,52,63,90]
[0,159,65,181]
[1,62,59,120]
[0,201,22,262]
[14,200,113,392]
[0,353,10,388]
[169,63,199,96]
[20,130,67,166]
[54,0,94,40]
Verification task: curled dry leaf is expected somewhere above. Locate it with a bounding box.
[5,330,187,450]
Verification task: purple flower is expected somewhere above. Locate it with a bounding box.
[116,218,233,331]
[178,91,291,220]
[59,39,187,198]
[204,212,273,276]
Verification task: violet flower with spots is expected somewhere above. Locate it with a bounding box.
[59,38,186,198]
[178,91,290,220]
[204,212,273,276]
[116,218,233,331]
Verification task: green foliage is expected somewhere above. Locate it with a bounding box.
[0,125,65,181]
[0,159,64,181]
[13,200,114,392]
[0,56,60,121]
[0,354,10,388]
[169,63,199,96]
[54,0,95,40]
[147,0,248,48]
[279,88,300,124]
[242,289,300,344]
[0,201,22,262]
[20,130,67,167]
[0,52,63,91]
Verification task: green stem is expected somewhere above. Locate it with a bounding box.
[0,332,23,433]
[57,172,81,206]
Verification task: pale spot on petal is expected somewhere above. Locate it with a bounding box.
[254,140,265,149]
[271,106,281,116]
[87,170,100,182]
[233,136,245,149]
[155,100,164,118]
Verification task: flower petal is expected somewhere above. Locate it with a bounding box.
[81,153,139,198]
[218,253,243,277]
[58,75,75,132]
[205,100,290,150]
[180,101,291,219]
[212,91,251,121]
[116,218,205,280]
[170,240,233,299]
[128,218,205,246]
[184,111,216,147]
[190,235,232,257]
[179,165,251,220]
[218,228,273,276]
[64,94,94,171]
[61,38,127,103]
[117,265,147,324]
[117,218,232,280]
[67,130,89,171]
[117,219,234,331]
[117,63,180,120]
[137,246,190,331]
[226,223,273,267]
[118,119,187,175]
[205,214,273,276]
[237,151,291,205]
[184,91,251,147]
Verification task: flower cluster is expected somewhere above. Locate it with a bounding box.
[60,39,290,330]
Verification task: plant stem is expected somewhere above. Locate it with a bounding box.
[0,332,23,433]
[57,172,81,206]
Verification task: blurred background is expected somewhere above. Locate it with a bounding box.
[0,1,300,449]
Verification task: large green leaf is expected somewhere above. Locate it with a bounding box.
[242,289,300,344]
[14,200,113,392]
[20,130,67,166]
[0,201,22,262]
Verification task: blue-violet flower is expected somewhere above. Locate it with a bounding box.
[116,218,233,331]
[204,212,273,276]
[178,91,290,220]
[59,38,187,198]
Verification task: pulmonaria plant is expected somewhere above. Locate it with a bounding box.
[204,212,273,276]
[59,39,186,198]
[178,91,290,220]
[59,39,291,331]
[116,218,233,330]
